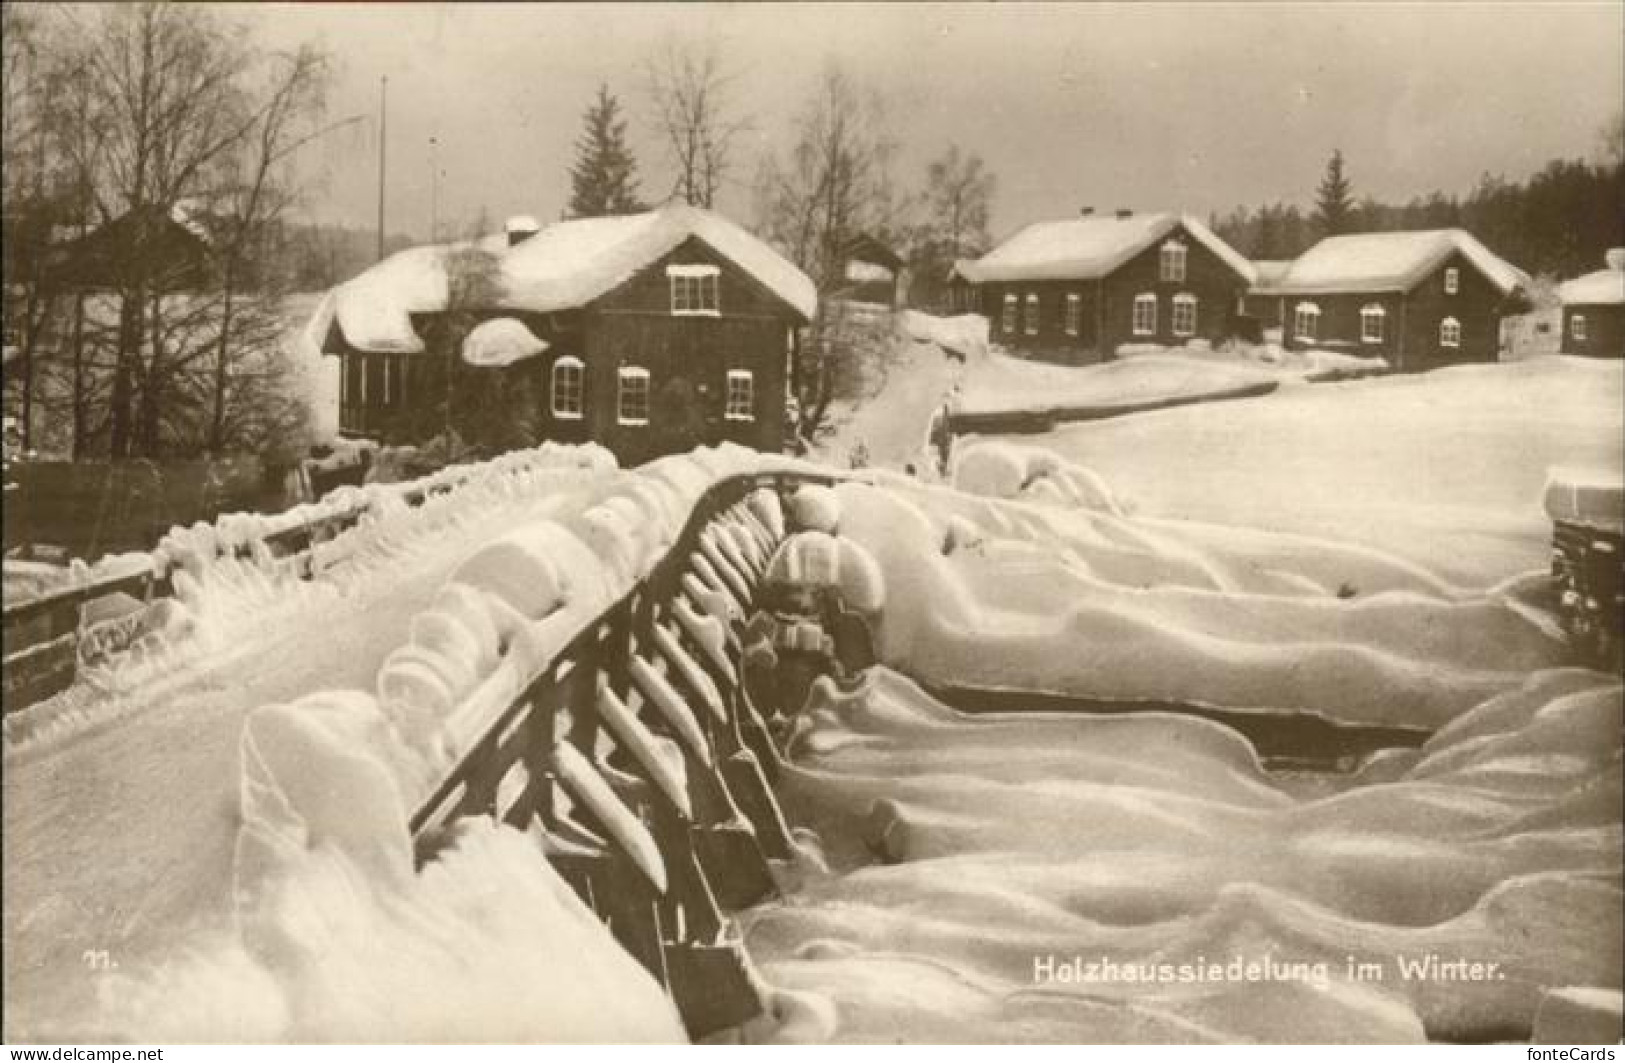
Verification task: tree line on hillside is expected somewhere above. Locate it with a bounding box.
[1213,139,1624,283]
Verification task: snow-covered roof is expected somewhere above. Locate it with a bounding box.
[956,213,1255,286]
[1250,260,1293,290]
[461,317,550,368]
[1557,268,1625,307]
[1273,229,1528,297]
[311,202,817,355]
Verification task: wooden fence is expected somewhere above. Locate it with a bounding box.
[2,471,458,713]
[406,469,837,1038]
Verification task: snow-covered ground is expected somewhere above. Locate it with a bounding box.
[976,356,1621,588]
[3,317,1619,1043]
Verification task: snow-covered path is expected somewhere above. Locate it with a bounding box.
[2,461,615,1040]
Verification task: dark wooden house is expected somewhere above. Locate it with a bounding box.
[309,203,816,466]
[954,209,1255,363]
[1558,249,1624,358]
[1266,229,1530,370]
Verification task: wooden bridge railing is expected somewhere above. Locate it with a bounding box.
[407,469,836,1039]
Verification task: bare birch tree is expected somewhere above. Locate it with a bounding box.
[643,39,751,209]
[753,63,902,440]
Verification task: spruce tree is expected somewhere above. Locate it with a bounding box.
[568,84,644,218]
[1314,149,1355,236]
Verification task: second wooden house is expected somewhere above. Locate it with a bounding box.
[953,209,1256,362]
[1265,229,1530,370]
[306,202,816,466]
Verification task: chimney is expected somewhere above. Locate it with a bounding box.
[505,214,540,247]
[1079,206,1095,217]
[1606,247,1625,271]
[1115,208,1133,220]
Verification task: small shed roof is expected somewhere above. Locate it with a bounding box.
[308,201,817,356]
[841,232,904,271]
[957,213,1255,286]
[1272,229,1528,297]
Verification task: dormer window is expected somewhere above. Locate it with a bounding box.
[1160,241,1187,283]
[668,264,720,316]
[1443,267,1459,295]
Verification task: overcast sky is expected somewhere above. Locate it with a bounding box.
[244,1,1624,243]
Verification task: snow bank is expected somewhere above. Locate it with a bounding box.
[105,813,684,1042]
[831,475,1569,729]
[956,352,1279,419]
[4,443,618,752]
[900,310,988,360]
[1011,356,1623,588]
[952,441,1121,514]
[744,666,1620,1043]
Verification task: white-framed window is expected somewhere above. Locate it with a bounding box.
[1160,241,1187,283]
[1023,293,1039,335]
[1294,301,1321,342]
[551,356,585,420]
[1439,316,1461,348]
[1001,293,1018,334]
[1172,293,1197,337]
[1064,292,1081,337]
[1572,314,1588,341]
[725,369,755,421]
[668,264,720,316]
[1360,304,1386,344]
[617,365,651,425]
[1132,293,1157,336]
[1444,267,1459,295]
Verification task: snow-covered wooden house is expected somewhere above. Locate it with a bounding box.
[953,209,1255,362]
[1557,249,1624,358]
[306,202,817,465]
[1266,229,1529,370]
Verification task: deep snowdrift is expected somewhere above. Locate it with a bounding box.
[831,469,1563,729]
[745,666,1620,1043]
[984,356,1623,588]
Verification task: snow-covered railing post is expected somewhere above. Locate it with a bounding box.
[405,468,837,1039]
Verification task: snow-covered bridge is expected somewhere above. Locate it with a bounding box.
[4,353,1622,1043]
